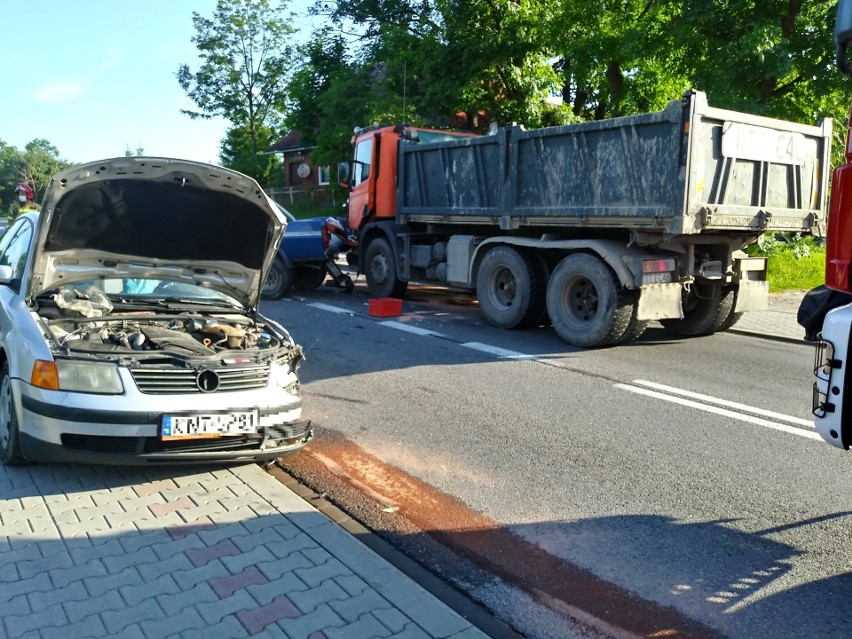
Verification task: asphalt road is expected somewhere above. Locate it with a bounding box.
[260,283,851,639]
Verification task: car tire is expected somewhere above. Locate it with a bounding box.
[292,265,327,291]
[0,362,26,466]
[262,258,293,299]
[365,238,408,298]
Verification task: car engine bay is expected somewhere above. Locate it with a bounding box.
[34,283,300,363]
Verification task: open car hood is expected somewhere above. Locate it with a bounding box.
[28,157,287,310]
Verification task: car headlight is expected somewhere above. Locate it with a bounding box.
[31,360,124,394]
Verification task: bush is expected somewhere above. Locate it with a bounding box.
[746,233,825,292]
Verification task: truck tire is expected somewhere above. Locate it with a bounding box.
[261,258,293,300]
[365,238,408,298]
[614,292,647,344]
[660,282,733,336]
[292,265,327,291]
[717,286,743,331]
[0,362,26,466]
[546,253,633,348]
[476,246,547,329]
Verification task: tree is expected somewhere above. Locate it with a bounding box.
[316,0,567,130]
[0,138,71,216]
[177,0,296,181]
[547,0,692,121]
[219,124,282,186]
[286,30,375,167]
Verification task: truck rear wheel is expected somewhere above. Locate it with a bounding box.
[476,246,547,329]
[261,258,293,300]
[292,265,327,291]
[365,238,408,299]
[546,254,633,348]
[660,282,734,336]
[614,292,648,344]
[717,286,743,331]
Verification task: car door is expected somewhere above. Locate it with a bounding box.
[0,217,37,376]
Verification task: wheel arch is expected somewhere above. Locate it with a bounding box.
[357,221,409,278]
[469,237,640,290]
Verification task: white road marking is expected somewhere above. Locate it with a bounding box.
[380,321,446,338]
[307,303,352,314]
[461,342,537,359]
[614,383,822,441]
[631,379,815,428]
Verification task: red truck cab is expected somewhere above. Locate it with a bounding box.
[809,0,852,449]
[827,108,852,292]
[828,0,852,293]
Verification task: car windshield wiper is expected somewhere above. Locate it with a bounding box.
[156,297,243,310]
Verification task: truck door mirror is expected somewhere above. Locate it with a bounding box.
[838,0,852,73]
[337,161,351,188]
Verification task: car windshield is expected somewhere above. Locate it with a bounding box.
[273,202,296,222]
[56,278,242,307]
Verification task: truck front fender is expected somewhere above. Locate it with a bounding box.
[358,221,411,279]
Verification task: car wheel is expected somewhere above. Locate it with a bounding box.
[292,265,327,291]
[261,258,293,299]
[476,246,547,329]
[546,253,633,348]
[0,362,26,466]
[365,238,408,298]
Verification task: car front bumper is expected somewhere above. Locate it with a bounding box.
[16,376,311,465]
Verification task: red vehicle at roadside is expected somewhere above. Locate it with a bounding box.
[808,0,852,449]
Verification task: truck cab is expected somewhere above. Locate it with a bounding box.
[345,124,477,232]
[811,0,852,448]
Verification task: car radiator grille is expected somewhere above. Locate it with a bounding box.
[129,365,269,394]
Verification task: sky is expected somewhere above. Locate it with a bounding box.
[0,0,314,165]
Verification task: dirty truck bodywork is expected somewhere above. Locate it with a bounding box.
[346,90,831,348]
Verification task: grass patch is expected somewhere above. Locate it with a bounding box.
[746,234,825,292]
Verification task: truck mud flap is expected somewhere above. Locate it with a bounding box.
[637,283,683,321]
[734,280,769,312]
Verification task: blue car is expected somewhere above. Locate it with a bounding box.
[262,204,336,299]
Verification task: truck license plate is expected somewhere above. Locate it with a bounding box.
[161,411,258,439]
[642,272,672,284]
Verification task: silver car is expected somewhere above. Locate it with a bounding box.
[0,157,311,465]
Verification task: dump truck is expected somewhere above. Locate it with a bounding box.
[340,90,832,348]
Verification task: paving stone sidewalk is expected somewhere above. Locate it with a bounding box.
[728,293,806,342]
[0,462,490,639]
[729,308,805,342]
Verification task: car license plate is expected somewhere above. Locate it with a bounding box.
[161,411,258,440]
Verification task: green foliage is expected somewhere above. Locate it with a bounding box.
[177,0,296,179]
[304,0,843,155]
[219,125,282,187]
[747,233,826,292]
[0,138,72,217]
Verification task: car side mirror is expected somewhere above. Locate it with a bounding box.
[337,161,351,188]
[838,0,852,73]
[0,265,14,284]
